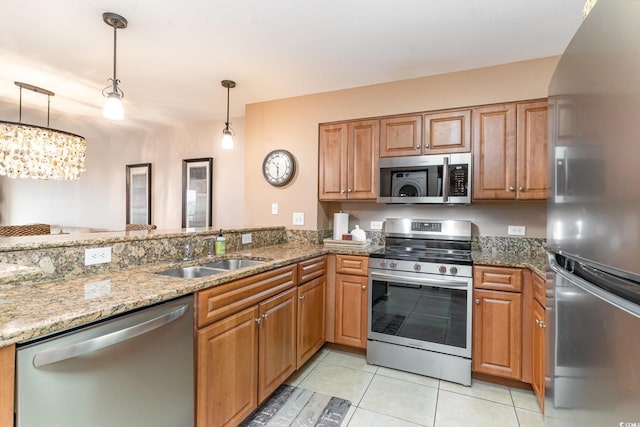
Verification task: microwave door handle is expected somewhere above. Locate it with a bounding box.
[32,304,189,368]
[442,156,449,202]
[370,271,468,288]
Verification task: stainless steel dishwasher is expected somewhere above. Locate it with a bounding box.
[16,295,194,427]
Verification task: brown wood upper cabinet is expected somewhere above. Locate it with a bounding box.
[318,120,379,201]
[380,110,471,158]
[473,100,548,200]
[379,114,422,157]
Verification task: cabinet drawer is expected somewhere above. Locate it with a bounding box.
[297,255,327,284]
[533,272,546,306]
[196,264,297,328]
[474,265,523,292]
[335,255,369,276]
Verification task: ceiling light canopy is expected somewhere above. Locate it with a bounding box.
[102,12,127,120]
[221,80,236,150]
[0,82,86,180]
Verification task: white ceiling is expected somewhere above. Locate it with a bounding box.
[0,0,585,139]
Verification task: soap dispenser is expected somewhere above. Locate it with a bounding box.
[215,229,226,255]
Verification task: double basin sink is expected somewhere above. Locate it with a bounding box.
[156,259,265,279]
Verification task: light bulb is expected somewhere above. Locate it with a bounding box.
[103,93,124,120]
[221,129,234,150]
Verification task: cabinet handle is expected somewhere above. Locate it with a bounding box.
[539,321,546,329]
[535,319,540,326]
[340,189,345,193]
[362,285,366,290]
[416,144,421,149]
[262,313,269,320]
[255,317,262,324]
[348,189,352,193]
[519,186,524,191]
[475,299,480,305]
[299,295,305,301]
[425,144,429,148]
[509,186,515,191]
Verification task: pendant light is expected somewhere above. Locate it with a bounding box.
[0,82,86,180]
[221,80,236,150]
[102,12,127,120]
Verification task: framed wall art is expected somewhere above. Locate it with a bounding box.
[182,158,213,228]
[126,163,152,225]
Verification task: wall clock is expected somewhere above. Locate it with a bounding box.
[262,149,296,187]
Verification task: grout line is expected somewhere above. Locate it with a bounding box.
[433,385,441,427]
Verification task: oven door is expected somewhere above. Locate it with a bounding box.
[368,268,472,358]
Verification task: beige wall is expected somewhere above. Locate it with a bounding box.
[244,57,559,237]
[0,118,245,230]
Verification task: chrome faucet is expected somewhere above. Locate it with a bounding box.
[183,235,217,260]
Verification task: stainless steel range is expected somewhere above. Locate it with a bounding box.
[367,218,473,386]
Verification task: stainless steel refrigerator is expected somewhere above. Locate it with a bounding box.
[547,0,640,425]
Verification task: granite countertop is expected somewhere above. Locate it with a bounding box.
[0,243,380,347]
[0,241,545,348]
[472,249,547,277]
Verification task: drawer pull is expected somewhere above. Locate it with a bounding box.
[475,299,480,305]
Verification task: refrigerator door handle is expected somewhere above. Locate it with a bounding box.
[32,304,188,368]
[549,255,640,319]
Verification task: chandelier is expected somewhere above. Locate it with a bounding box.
[0,82,86,180]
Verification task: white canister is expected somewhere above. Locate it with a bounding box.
[350,225,366,242]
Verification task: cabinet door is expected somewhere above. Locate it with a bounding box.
[197,305,259,427]
[297,276,326,368]
[258,288,297,403]
[517,100,548,200]
[472,103,517,199]
[379,115,422,157]
[472,289,522,379]
[348,119,379,200]
[423,109,471,154]
[335,274,368,349]
[532,300,546,412]
[0,344,14,427]
[318,122,348,200]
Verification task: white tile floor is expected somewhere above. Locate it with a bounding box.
[285,347,560,427]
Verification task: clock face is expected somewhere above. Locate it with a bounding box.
[262,150,295,187]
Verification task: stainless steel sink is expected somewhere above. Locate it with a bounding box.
[202,259,265,270]
[156,266,225,278]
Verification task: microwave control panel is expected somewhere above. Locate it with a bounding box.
[449,164,469,196]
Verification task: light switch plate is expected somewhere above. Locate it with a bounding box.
[242,233,252,244]
[293,212,304,226]
[271,203,278,215]
[507,225,526,236]
[84,247,112,265]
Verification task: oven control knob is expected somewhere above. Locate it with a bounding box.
[379,260,386,268]
[413,263,421,272]
[439,265,447,274]
[450,266,458,275]
[390,261,397,269]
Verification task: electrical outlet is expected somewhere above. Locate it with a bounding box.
[242,233,252,244]
[507,225,526,236]
[370,221,383,230]
[84,247,112,265]
[271,203,278,215]
[293,212,304,226]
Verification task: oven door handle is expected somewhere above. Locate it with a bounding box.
[369,271,469,288]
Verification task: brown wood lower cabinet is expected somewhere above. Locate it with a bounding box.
[297,276,326,368]
[196,265,297,427]
[0,344,15,427]
[335,273,368,349]
[532,299,546,411]
[472,288,523,379]
[197,305,259,427]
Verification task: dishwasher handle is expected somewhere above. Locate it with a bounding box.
[33,303,188,368]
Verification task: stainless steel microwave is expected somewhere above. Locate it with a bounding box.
[378,153,472,204]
